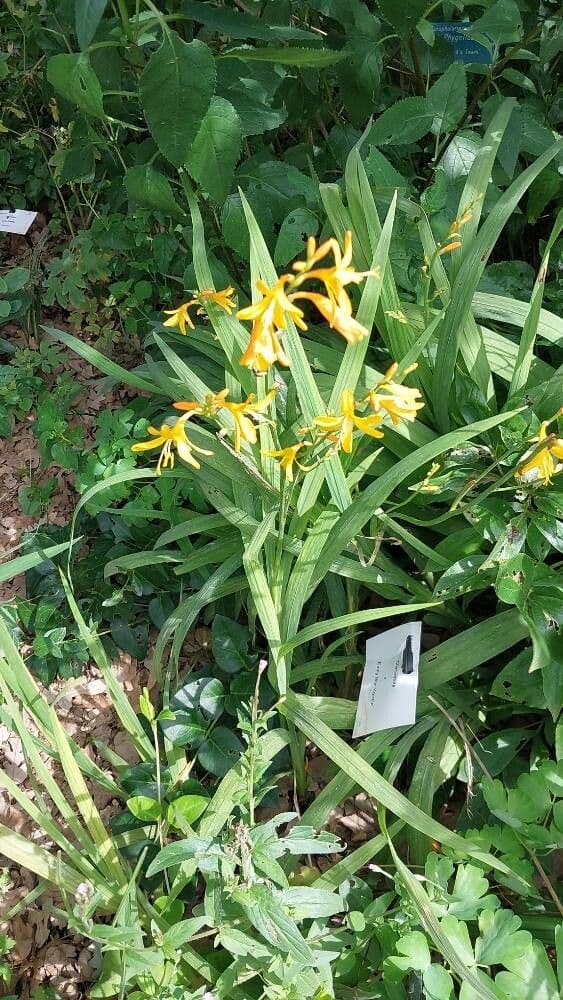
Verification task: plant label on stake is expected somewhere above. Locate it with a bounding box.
[0,210,38,234]
[353,622,421,737]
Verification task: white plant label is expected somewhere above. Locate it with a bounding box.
[0,210,38,235]
[353,622,421,737]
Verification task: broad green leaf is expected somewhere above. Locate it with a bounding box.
[469,0,523,48]
[369,97,434,146]
[186,97,242,204]
[127,795,161,823]
[375,0,427,36]
[75,0,107,49]
[124,164,185,220]
[428,63,466,135]
[47,53,104,118]
[274,208,319,268]
[180,0,316,41]
[140,29,216,167]
[197,726,244,778]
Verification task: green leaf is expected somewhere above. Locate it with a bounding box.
[186,97,242,203]
[232,883,313,963]
[282,692,519,880]
[167,794,209,827]
[369,96,434,145]
[197,726,244,777]
[124,164,185,220]
[475,909,531,967]
[180,0,316,41]
[219,46,347,67]
[432,135,562,430]
[424,964,454,1000]
[211,615,250,673]
[428,63,466,135]
[274,208,319,268]
[47,53,104,118]
[0,540,78,585]
[139,29,216,167]
[469,0,524,48]
[495,940,559,1000]
[375,0,427,36]
[127,795,162,823]
[389,931,431,973]
[75,0,107,50]
[509,209,563,398]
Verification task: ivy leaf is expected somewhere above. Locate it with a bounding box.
[139,29,216,167]
[47,53,104,118]
[428,63,467,135]
[509,772,551,823]
[386,931,431,977]
[369,96,434,146]
[124,164,186,220]
[186,97,242,203]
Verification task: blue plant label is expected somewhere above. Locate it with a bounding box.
[432,22,493,65]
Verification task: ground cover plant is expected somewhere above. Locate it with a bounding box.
[0,0,562,997]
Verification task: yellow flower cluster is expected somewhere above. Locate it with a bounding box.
[132,389,276,475]
[238,231,372,374]
[133,235,425,478]
[266,365,424,479]
[163,287,236,335]
[161,232,372,374]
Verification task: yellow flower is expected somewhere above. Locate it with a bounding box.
[516,421,563,485]
[313,388,384,454]
[131,415,212,475]
[438,240,462,256]
[292,291,369,345]
[293,230,371,319]
[163,300,197,335]
[238,277,305,373]
[262,443,312,482]
[198,286,237,314]
[367,364,424,426]
[163,287,237,334]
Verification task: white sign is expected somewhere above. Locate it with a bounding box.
[0,210,38,235]
[353,622,421,737]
